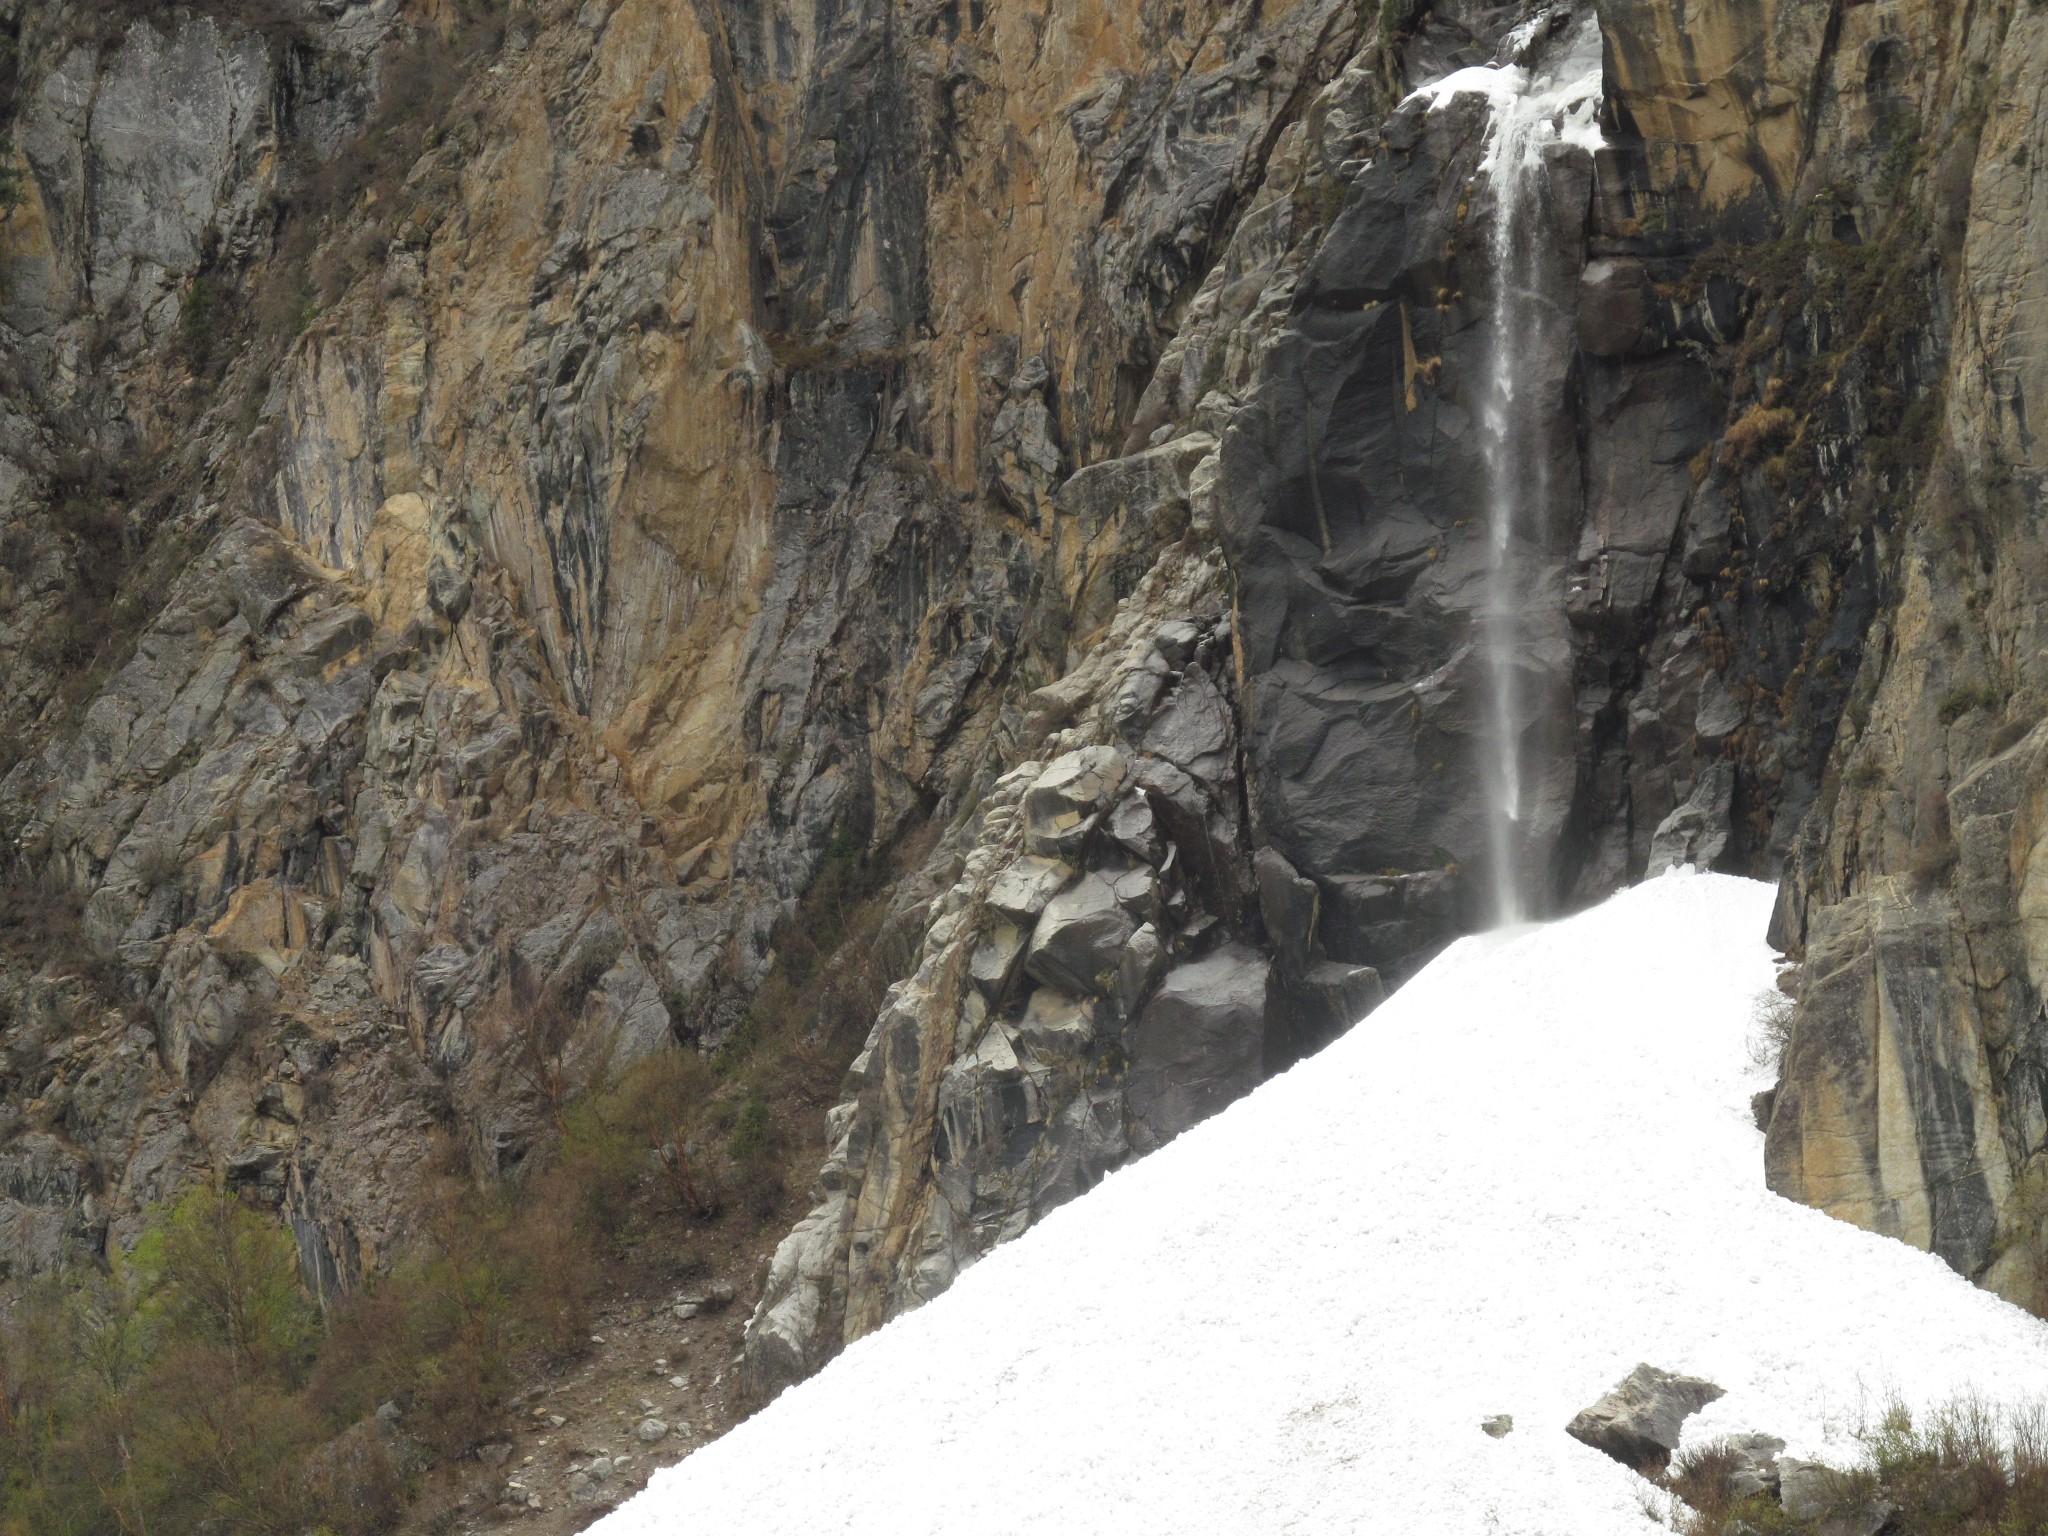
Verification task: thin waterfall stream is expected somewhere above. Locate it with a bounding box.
[1411,16,1604,925]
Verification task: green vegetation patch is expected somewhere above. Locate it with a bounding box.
[1669,1398,2048,1535]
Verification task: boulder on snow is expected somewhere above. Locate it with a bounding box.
[1127,944,1270,1151]
[1648,762,1734,873]
[1306,959,1384,1025]
[1480,1414,1514,1438]
[1025,873,1136,996]
[1564,1362,1725,1474]
[1023,747,1127,856]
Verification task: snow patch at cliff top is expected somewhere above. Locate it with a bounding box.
[1404,11,1606,173]
[593,873,2048,1535]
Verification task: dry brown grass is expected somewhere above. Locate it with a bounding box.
[1722,404,1799,464]
[1670,1399,2048,1536]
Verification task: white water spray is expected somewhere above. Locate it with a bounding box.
[1408,16,1603,926]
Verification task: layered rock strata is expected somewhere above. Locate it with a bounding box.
[1,0,2047,1433]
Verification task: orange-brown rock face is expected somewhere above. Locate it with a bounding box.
[6,0,2048,1451]
[0,0,1359,1321]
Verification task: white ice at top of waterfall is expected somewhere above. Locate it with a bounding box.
[588,874,2048,1535]
[1402,12,1606,174]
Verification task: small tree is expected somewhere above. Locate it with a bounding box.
[150,1188,316,1383]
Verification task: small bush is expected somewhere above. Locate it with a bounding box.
[1672,1397,2048,1535]
[1939,682,2002,726]
[179,275,219,374]
[728,1092,773,1162]
[558,1047,721,1229]
[1723,405,1799,464]
[1747,988,1797,1076]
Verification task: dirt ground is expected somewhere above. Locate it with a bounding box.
[405,1211,782,1534]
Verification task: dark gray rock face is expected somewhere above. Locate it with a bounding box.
[1022,748,1129,859]
[1219,66,1594,966]
[1128,945,1273,1153]
[2,0,2040,1446]
[1024,872,1137,997]
[1564,1363,1725,1475]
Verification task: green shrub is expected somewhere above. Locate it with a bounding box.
[558,1047,721,1229]
[1671,1397,2048,1535]
[0,1189,358,1536]
[728,1092,773,1162]
[180,275,219,373]
[0,134,25,226]
[149,1186,318,1376]
[1939,682,2002,726]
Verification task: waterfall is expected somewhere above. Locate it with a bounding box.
[1410,16,1604,926]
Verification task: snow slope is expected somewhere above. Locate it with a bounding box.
[594,873,2048,1535]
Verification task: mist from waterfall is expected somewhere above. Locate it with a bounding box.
[1410,17,1604,926]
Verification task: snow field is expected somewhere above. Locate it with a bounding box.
[593,872,2048,1535]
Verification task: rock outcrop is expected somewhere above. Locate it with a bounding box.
[1745,0,2048,1309]
[3,0,2048,1452]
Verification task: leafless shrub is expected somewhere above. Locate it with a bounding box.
[1747,987,1797,1077]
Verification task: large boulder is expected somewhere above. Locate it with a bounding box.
[1024,874,1136,997]
[1564,1362,1725,1475]
[986,856,1074,924]
[1022,748,1128,857]
[1115,923,1168,1013]
[1305,960,1385,1026]
[1014,988,1099,1058]
[1126,944,1270,1151]
[1107,791,1164,863]
[1648,761,1735,873]
[968,921,1029,1004]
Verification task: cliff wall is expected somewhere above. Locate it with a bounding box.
[0,0,2043,1469]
